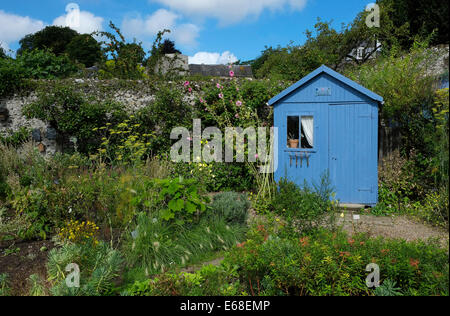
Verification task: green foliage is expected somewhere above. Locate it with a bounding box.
[66,34,103,68]
[347,43,437,157]
[0,57,29,98]
[378,0,449,47]
[135,84,191,153]
[0,273,10,296]
[173,161,255,192]
[123,264,242,296]
[225,226,449,296]
[374,279,403,296]
[122,212,247,275]
[0,127,30,147]
[209,192,250,225]
[156,177,210,223]
[47,241,123,296]
[272,175,337,234]
[18,26,79,57]
[94,22,147,79]
[28,274,47,296]
[16,49,78,79]
[94,118,154,166]
[23,84,127,154]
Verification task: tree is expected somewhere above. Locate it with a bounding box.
[159,39,181,55]
[17,26,79,56]
[118,43,146,65]
[66,34,103,67]
[94,22,147,79]
[0,46,6,59]
[378,0,449,47]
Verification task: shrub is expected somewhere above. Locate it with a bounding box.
[210,192,250,225]
[272,175,337,234]
[66,34,102,68]
[0,273,10,296]
[156,177,210,224]
[0,58,29,98]
[16,49,78,79]
[225,226,449,296]
[47,241,123,296]
[123,264,242,296]
[123,212,247,275]
[23,84,127,154]
[58,220,100,245]
[0,127,31,147]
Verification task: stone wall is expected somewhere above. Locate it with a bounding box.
[0,79,200,155]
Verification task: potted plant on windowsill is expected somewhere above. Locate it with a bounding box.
[288,133,299,148]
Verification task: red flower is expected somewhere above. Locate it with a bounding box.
[300,237,310,247]
[409,258,420,269]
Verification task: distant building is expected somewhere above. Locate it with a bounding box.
[346,41,382,63]
[155,54,253,78]
[155,54,190,76]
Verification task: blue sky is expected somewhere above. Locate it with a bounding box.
[0,0,371,63]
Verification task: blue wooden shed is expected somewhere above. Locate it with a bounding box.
[269,65,383,206]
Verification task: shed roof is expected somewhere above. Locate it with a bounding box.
[268,65,384,106]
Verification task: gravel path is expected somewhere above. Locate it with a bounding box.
[338,212,449,245]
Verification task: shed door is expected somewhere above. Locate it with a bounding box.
[329,104,374,204]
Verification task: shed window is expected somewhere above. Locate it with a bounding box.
[287,116,300,148]
[301,116,314,149]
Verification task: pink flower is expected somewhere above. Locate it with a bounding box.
[216,83,222,89]
[229,71,235,78]
[218,93,224,99]
[236,101,242,107]
[187,137,193,142]
[235,114,239,118]
[255,154,259,160]
[188,87,192,93]
[236,87,240,91]
[199,98,205,103]
[184,81,190,87]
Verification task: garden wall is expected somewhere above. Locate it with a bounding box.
[0,79,203,155]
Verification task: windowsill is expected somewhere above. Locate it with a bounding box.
[284,149,317,153]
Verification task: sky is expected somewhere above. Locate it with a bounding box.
[0,0,372,64]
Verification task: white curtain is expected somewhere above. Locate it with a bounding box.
[302,116,314,148]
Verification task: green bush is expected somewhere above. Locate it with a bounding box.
[0,273,11,296]
[122,212,247,275]
[123,264,242,296]
[0,57,29,98]
[210,192,250,225]
[272,175,337,234]
[23,84,127,154]
[47,241,123,296]
[66,34,102,68]
[156,177,210,224]
[224,226,449,296]
[16,49,78,79]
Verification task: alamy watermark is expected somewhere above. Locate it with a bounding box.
[366,263,381,288]
[65,3,81,29]
[365,3,380,28]
[170,119,279,174]
[65,263,80,288]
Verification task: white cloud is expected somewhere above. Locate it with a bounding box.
[151,0,307,24]
[122,9,200,47]
[53,10,104,34]
[189,51,238,65]
[0,10,45,48]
